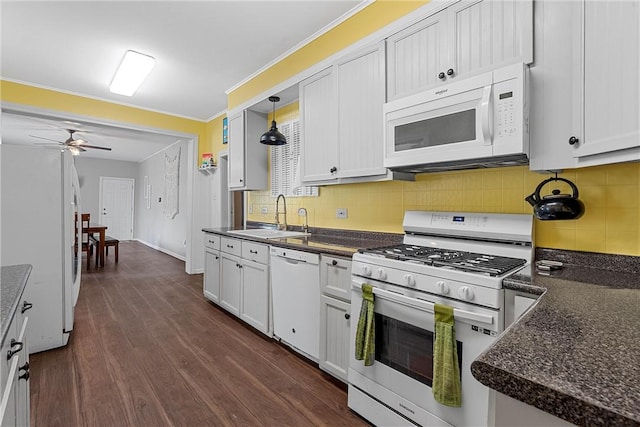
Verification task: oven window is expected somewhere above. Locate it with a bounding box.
[375,313,463,387]
[394,109,476,151]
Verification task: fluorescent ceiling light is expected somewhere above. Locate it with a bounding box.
[109,50,155,96]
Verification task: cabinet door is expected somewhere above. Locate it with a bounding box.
[300,67,338,182]
[448,0,533,80]
[240,259,270,336]
[336,42,387,178]
[319,295,351,383]
[228,112,246,189]
[386,8,449,101]
[320,255,352,301]
[572,1,640,159]
[204,249,221,304]
[15,317,29,427]
[220,252,241,316]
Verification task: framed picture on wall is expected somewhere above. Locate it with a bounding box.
[222,116,228,144]
[144,176,149,199]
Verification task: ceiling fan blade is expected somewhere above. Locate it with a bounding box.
[30,135,63,143]
[79,144,112,151]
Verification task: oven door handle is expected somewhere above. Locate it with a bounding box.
[352,283,495,326]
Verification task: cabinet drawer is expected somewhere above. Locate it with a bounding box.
[242,241,269,264]
[320,255,352,302]
[221,237,241,256]
[204,233,221,250]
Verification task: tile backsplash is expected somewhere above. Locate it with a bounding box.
[248,162,640,257]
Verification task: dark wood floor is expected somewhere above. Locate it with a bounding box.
[30,241,368,427]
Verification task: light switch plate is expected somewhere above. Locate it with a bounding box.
[336,208,348,219]
[261,207,268,214]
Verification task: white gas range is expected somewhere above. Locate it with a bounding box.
[348,211,533,427]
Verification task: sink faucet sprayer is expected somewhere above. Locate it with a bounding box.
[275,194,287,230]
[298,207,309,233]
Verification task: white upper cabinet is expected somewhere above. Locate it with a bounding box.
[387,0,533,101]
[335,42,387,179]
[300,67,338,183]
[572,1,640,161]
[300,42,402,185]
[529,0,640,171]
[228,110,268,190]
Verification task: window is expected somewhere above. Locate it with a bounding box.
[270,119,318,197]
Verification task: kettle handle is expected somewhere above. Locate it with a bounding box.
[534,176,580,200]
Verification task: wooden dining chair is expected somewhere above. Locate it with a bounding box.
[75,213,94,269]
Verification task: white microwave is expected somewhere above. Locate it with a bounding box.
[383,62,529,173]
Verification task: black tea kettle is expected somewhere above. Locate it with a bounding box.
[525,175,585,220]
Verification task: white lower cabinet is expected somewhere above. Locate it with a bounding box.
[318,254,352,383]
[205,234,271,337]
[1,300,30,427]
[319,295,351,382]
[220,252,242,316]
[239,242,270,336]
[203,233,221,304]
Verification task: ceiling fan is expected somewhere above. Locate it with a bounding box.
[30,129,112,155]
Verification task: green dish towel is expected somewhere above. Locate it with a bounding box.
[355,284,375,366]
[432,303,461,407]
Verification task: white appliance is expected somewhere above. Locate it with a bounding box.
[384,62,529,173]
[270,247,320,360]
[348,211,533,427]
[1,144,82,353]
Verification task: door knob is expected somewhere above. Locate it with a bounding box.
[438,71,446,80]
[344,313,351,320]
[447,68,455,76]
[569,136,579,145]
[332,260,338,266]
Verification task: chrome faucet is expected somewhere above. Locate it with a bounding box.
[298,207,309,233]
[275,194,287,230]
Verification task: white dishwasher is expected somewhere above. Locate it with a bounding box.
[270,246,320,361]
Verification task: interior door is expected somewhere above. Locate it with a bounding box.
[99,177,134,240]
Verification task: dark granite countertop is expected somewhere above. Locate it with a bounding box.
[472,249,640,427]
[1,264,32,344]
[202,224,402,257]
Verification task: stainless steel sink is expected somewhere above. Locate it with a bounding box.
[227,229,310,239]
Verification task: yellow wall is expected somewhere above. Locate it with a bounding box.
[249,161,640,256]
[227,1,428,110]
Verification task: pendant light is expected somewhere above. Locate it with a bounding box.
[260,96,287,145]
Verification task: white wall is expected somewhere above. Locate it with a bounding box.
[135,141,189,259]
[74,157,138,220]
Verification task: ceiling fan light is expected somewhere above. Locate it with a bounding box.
[260,96,287,145]
[69,146,81,156]
[109,50,155,96]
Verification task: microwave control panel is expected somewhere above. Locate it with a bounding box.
[496,90,516,139]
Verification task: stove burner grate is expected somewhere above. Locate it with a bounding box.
[360,244,527,276]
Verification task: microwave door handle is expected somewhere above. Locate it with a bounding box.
[481,84,492,145]
[351,282,495,326]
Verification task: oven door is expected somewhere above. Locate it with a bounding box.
[349,277,500,427]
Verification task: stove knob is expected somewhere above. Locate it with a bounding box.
[376,268,387,281]
[361,265,372,277]
[436,280,449,295]
[458,286,475,301]
[403,274,416,287]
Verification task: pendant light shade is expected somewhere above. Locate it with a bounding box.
[260,96,287,145]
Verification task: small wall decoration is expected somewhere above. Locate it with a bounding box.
[201,153,213,167]
[143,175,149,199]
[163,147,180,219]
[146,185,151,209]
[222,116,228,144]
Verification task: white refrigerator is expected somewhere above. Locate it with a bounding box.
[1,144,82,353]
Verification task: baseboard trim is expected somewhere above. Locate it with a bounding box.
[134,239,186,261]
